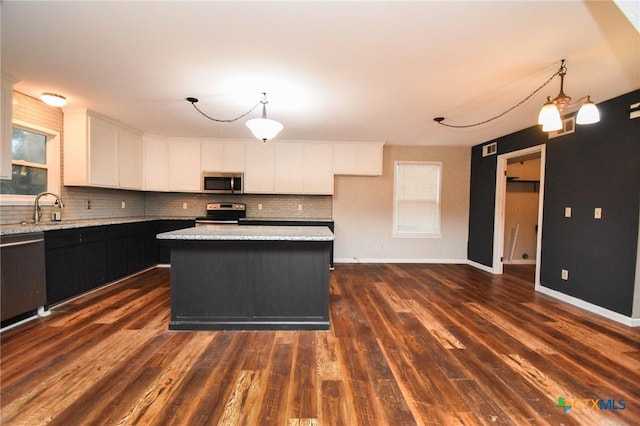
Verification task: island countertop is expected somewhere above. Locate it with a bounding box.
[156,224,334,242]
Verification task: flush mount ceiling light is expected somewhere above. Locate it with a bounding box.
[40,92,67,107]
[187,92,283,142]
[434,59,599,133]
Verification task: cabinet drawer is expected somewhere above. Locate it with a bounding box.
[80,226,106,243]
[45,229,81,249]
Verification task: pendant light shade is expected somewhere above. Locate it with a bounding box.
[576,96,600,125]
[538,96,563,131]
[246,117,283,142]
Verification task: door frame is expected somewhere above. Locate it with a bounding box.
[492,144,546,286]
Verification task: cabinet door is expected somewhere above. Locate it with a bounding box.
[333,143,383,176]
[88,115,118,186]
[201,142,224,171]
[202,142,246,172]
[274,143,304,193]
[143,135,168,191]
[46,246,82,305]
[224,143,245,172]
[244,143,275,193]
[118,128,142,189]
[168,141,201,191]
[302,144,333,194]
[0,77,12,180]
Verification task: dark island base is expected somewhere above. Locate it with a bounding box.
[167,239,331,331]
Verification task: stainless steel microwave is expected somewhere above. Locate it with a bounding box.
[202,172,244,194]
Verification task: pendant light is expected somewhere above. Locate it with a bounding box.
[246,94,283,142]
[187,92,283,142]
[536,59,599,131]
[434,59,599,132]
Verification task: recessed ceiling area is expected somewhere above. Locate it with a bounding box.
[2,1,638,146]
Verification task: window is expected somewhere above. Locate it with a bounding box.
[393,161,441,237]
[0,120,60,205]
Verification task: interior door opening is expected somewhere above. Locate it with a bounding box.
[492,145,546,286]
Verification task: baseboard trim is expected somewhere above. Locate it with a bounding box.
[536,285,640,327]
[506,259,536,265]
[334,258,467,264]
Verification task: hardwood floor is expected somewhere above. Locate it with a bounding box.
[2,264,639,425]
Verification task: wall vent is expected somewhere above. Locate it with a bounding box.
[548,116,575,139]
[630,102,640,119]
[482,142,497,157]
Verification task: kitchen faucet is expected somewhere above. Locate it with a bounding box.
[33,192,64,224]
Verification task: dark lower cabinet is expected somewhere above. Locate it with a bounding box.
[158,220,195,263]
[44,219,194,306]
[45,226,106,305]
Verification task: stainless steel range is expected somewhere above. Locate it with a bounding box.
[195,202,246,225]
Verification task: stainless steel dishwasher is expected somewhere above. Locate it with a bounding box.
[1,232,48,322]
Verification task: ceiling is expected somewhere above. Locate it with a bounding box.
[2,1,638,147]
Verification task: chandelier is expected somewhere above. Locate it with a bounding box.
[187,92,283,142]
[434,59,599,132]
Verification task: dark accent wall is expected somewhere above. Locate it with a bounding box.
[468,90,640,316]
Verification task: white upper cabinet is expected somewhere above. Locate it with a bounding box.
[168,139,201,192]
[274,143,304,193]
[273,142,333,194]
[118,128,142,189]
[248,141,333,195]
[244,142,275,193]
[302,143,334,194]
[88,115,118,186]
[201,141,245,172]
[0,77,13,180]
[333,142,384,176]
[64,108,143,189]
[143,134,168,191]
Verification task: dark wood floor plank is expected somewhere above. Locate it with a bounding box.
[2,264,639,425]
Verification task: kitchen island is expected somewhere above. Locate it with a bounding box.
[157,225,334,330]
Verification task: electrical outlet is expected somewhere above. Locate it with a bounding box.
[86,200,91,210]
[183,202,188,210]
[121,201,126,209]
[561,269,569,280]
[298,204,303,211]
[594,207,602,219]
[565,207,572,218]
[258,203,262,210]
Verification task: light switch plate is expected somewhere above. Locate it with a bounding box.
[565,207,572,218]
[594,207,602,219]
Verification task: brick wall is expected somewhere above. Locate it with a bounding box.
[1,91,145,224]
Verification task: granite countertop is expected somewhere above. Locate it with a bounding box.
[157,224,334,241]
[0,216,195,236]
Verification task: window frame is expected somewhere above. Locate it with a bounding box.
[392,160,442,238]
[0,119,61,206]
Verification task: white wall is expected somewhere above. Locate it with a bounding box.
[504,158,541,263]
[333,145,470,262]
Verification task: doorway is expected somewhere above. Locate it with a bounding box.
[492,145,546,286]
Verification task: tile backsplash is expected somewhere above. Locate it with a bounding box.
[1,189,332,225]
[144,192,332,219]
